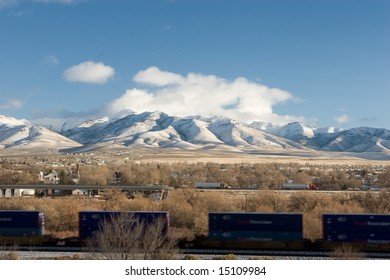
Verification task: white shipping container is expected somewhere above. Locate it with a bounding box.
[195,182,224,189]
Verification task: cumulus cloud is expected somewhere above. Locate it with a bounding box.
[63,61,115,84]
[134,66,183,86]
[106,66,305,124]
[0,99,23,110]
[335,114,350,124]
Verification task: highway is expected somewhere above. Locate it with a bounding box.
[0,184,170,197]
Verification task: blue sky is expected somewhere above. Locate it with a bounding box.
[0,0,389,129]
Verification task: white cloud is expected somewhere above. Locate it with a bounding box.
[134,66,183,86]
[63,61,115,84]
[335,114,350,124]
[0,99,23,110]
[107,66,305,124]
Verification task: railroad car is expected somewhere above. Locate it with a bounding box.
[323,214,390,244]
[208,212,303,241]
[0,210,45,237]
[78,211,170,240]
[192,212,306,250]
[209,212,302,231]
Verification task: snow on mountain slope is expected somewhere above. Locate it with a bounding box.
[171,117,224,145]
[78,117,109,128]
[63,112,227,147]
[255,122,390,153]
[0,115,81,151]
[3,113,390,155]
[0,115,30,126]
[7,126,82,150]
[0,125,30,145]
[207,117,295,149]
[63,111,174,144]
[313,127,390,152]
[314,127,344,135]
[251,122,314,141]
[61,112,300,150]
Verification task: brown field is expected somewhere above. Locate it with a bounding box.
[115,148,390,165]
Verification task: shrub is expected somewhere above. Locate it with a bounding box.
[288,193,320,213]
[85,213,178,260]
[354,191,390,214]
[251,191,289,212]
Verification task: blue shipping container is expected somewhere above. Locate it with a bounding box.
[79,211,170,240]
[0,210,45,237]
[209,213,302,231]
[323,214,390,233]
[209,230,302,241]
[324,231,390,244]
[0,210,44,228]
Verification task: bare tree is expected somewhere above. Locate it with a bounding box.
[141,217,178,260]
[288,193,319,213]
[356,190,390,214]
[85,213,178,260]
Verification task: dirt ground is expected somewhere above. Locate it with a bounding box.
[123,148,390,166]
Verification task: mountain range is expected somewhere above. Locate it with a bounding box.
[1,112,390,159]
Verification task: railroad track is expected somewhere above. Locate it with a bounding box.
[3,245,390,259]
[181,248,390,259]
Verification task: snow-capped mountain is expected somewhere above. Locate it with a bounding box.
[0,115,82,151]
[260,122,315,141]
[254,121,390,153]
[62,112,302,150]
[250,121,344,141]
[307,127,390,153]
[2,112,390,157]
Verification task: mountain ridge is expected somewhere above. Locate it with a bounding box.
[1,112,390,158]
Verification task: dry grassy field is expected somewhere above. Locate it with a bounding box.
[112,147,390,165]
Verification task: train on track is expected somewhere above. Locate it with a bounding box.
[1,210,390,253]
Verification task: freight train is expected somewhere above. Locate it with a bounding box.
[1,210,390,253]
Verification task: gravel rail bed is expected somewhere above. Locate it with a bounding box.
[7,250,333,260]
